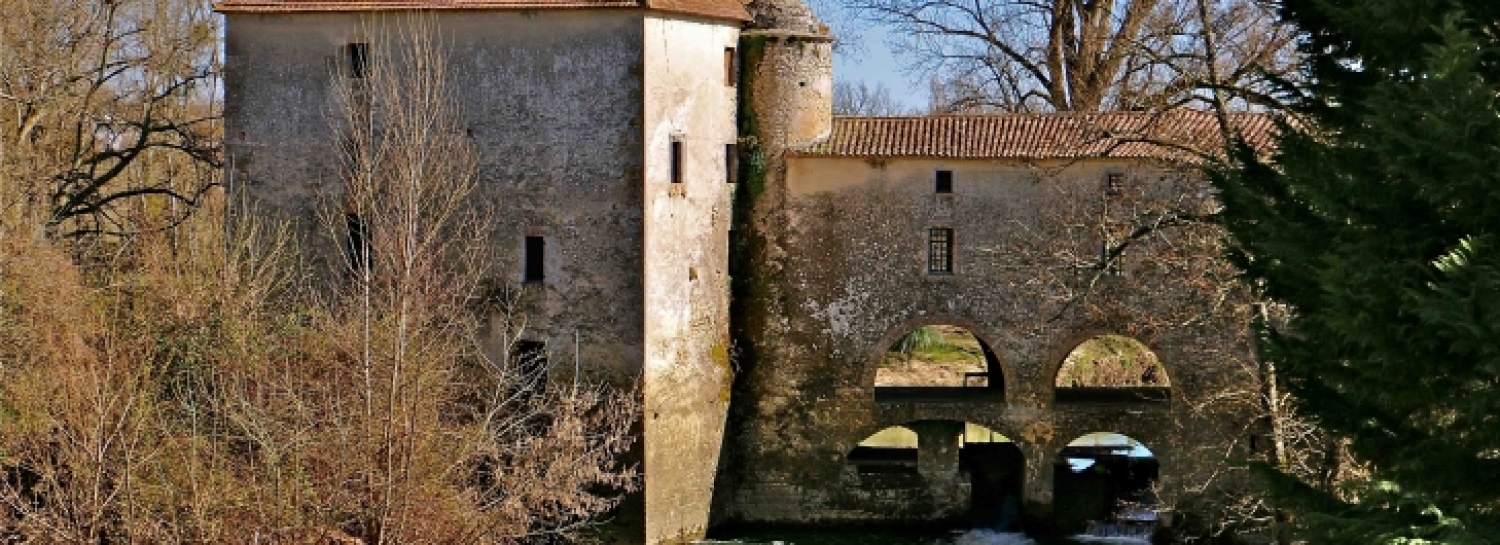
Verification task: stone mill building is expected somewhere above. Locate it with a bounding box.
[215,0,1273,542]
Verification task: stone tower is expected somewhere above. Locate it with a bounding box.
[713,0,835,525]
[741,0,834,193]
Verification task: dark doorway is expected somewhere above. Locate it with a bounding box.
[963,438,1025,532]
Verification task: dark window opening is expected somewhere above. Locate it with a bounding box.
[524,236,545,283]
[928,227,953,274]
[670,140,683,183]
[725,143,738,184]
[725,47,738,87]
[344,213,371,276]
[345,43,369,79]
[1101,242,1122,277]
[936,170,953,193]
[1105,172,1125,196]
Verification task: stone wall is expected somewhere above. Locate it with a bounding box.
[224,11,650,381]
[720,154,1261,527]
[641,14,740,544]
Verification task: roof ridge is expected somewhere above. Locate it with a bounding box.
[802,111,1276,161]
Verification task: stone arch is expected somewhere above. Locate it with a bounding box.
[863,314,1016,401]
[845,424,919,474]
[1051,431,1165,536]
[1045,329,1173,405]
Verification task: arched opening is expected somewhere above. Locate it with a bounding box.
[961,424,1025,532]
[1054,334,1170,404]
[875,325,1005,403]
[1053,433,1160,538]
[846,425,918,474]
[845,422,1027,530]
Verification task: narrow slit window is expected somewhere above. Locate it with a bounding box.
[524,236,545,283]
[935,170,953,194]
[725,47,738,87]
[928,227,953,274]
[671,140,684,183]
[345,43,369,79]
[725,143,738,184]
[344,213,371,276]
[1105,172,1125,196]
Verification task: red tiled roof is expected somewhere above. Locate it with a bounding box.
[796,110,1276,162]
[214,0,750,21]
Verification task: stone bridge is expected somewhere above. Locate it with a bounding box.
[716,40,1260,529]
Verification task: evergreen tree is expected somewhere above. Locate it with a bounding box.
[1214,1,1500,542]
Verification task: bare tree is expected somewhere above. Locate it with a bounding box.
[847,0,1297,113]
[0,0,221,237]
[833,80,917,116]
[0,15,637,545]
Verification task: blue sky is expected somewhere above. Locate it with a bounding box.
[812,1,931,112]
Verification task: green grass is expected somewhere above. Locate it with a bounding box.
[884,326,984,368]
[1056,335,1167,387]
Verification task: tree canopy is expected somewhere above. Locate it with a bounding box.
[1213,0,1500,541]
[845,0,1297,112]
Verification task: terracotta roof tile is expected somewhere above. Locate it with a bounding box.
[214,0,750,21]
[797,110,1276,162]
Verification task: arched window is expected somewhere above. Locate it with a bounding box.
[1055,335,1169,404]
[875,325,1004,403]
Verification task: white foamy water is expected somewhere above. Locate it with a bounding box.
[1066,536,1151,544]
[949,530,1037,545]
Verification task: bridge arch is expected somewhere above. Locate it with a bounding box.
[1046,330,1173,406]
[1052,432,1164,535]
[863,314,1016,403]
[843,420,1029,529]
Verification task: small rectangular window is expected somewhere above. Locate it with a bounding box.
[344,213,371,276]
[928,227,953,274]
[670,140,684,183]
[935,170,953,194]
[725,47,738,87]
[345,43,369,79]
[1101,242,1123,277]
[524,236,545,283]
[1105,172,1125,196]
[725,143,738,184]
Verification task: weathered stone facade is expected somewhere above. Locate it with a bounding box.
[719,151,1261,529]
[219,0,1265,540]
[220,3,745,543]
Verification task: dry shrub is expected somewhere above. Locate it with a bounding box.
[0,14,638,545]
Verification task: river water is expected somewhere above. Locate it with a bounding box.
[705,528,1151,545]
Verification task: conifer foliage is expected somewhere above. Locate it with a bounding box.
[1214,0,1500,541]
